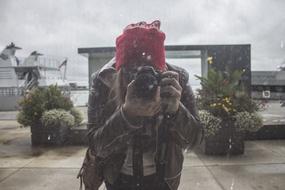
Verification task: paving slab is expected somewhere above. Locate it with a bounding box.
[252,140,285,156]
[0,157,34,168]
[0,169,19,182]
[0,143,35,168]
[0,167,223,190]
[195,141,285,166]
[0,168,81,190]
[183,151,204,167]
[0,120,28,145]
[26,146,86,168]
[0,123,35,168]
[179,166,223,190]
[207,164,285,190]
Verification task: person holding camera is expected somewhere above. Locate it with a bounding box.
[80,20,203,190]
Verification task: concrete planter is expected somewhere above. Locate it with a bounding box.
[31,123,70,146]
[245,125,285,140]
[202,121,245,155]
[68,125,88,145]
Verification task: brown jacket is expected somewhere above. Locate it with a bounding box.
[87,59,203,190]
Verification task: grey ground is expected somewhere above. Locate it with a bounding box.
[0,105,285,190]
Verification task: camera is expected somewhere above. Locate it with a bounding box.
[133,66,161,100]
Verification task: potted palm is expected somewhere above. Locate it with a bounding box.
[196,68,263,155]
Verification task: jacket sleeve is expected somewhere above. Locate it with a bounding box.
[167,73,204,150]
[87,71,142,159]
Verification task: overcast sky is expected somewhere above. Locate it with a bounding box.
[1,0,285,82]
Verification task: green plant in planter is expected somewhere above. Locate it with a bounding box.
[16,111,30,127]
[43,85,73,111]
[41,109,75,128]
[196,68,262,135]
[198,110,222,137]
[196,68,263,155]
[40,109,74,145]
[17,88,46,127]
[234,111,263,132]
[70,107,83,126]
[17,85,73,127]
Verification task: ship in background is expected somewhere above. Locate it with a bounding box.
[0,43,69,111]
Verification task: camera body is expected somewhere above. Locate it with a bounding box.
[132,66,161,100]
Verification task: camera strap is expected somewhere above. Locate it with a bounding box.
[156,114,170,187]
[132,127,145,190]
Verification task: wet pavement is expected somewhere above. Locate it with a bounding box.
[0,120,285,190]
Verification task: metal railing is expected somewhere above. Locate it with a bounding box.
[18,56,65,69]
[0,87,25,96]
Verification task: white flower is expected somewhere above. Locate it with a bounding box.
[199,110,222,137]
[234,111,263,132]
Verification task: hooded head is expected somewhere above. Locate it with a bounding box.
[115,20,166,71]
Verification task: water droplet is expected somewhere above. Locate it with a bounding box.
[147,55,152,60]
[230,178,235,190]
[158,114,164,120]
[148,84,154,89]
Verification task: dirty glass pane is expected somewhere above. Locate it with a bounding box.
[0,1,285,190]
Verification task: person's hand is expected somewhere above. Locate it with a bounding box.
[160,71,182,114]
[122,80,161,118]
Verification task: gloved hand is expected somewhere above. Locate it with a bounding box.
[160,71,182,114]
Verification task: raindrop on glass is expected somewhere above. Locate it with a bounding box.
[147,55,152,61]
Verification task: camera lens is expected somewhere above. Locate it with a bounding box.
[133,66,160,99]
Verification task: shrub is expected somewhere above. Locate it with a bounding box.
[196,68,263,135]
[16,111,30,127]
[17,85,74,127]
[18,88,45,127]
[199,110,222,137]
[41,109,75,128]
[234,111,263,132]
[43,85,73,111]
[196,68,260,119]
[70,107,83,126]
